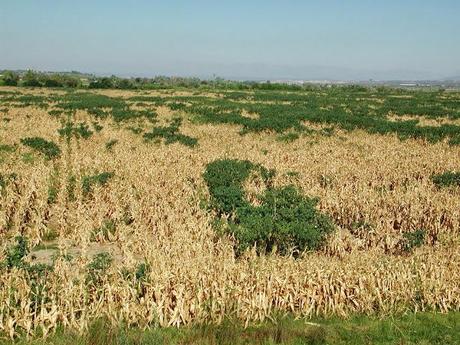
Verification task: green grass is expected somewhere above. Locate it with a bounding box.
[1,313,458,345]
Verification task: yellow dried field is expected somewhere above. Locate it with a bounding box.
[0,86,459,338]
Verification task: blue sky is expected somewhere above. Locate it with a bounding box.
[1,0,459,80]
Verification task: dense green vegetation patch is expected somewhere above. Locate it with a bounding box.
[432,171,460,188]
[143,118,198,147]
[203,159,334,255]
[0,144,16,153]
[20,137,61,159]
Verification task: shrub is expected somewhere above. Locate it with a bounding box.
[203,159,334,256]
[20,137,61,159]
[432,171,460,188]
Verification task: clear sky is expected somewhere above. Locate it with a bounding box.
[1,0,459,80]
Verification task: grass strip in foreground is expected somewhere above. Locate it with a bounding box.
[2,312,458,345]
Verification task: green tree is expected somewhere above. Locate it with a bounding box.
[1,70,19,86]
[22,70,42,87]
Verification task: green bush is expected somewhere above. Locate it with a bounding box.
[432,171,460,188]
[203,159,334,256]
[20,137,61,159]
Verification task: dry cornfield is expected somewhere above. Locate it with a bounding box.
[0,86,459,338]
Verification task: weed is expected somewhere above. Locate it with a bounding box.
[143,118,198,147]
[86,252,113,286]
[3,236,29,269]
[105,139,118,151]
[0,144,16,153]
[66,175,77,201]
[432,171,460,188]
[204,159,334,256]
[82,172,114,196]
[400,229,426,253]
[58,121,93,141]
[20,137,61,160]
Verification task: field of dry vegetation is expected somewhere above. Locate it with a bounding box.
[0,86,459,339]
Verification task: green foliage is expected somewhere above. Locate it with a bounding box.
[0,173,17,195]
[89,77,115,89]
[92,122,104,132]
[168,102,187,111]
[0,144,16,153]
[135,262,150,282]
[20,137,61,160]
[277,132,300,142]
[180,87,460,144]
[48,109,63,117]
[400,229,426,253]
[58,121,93,141]
[47,167,60,204]
[82,172,114,196]
[127,126,144,134]
[1,70,19,86]
[432,171,460,188]
[203,159,334,256]
[66,175,77,201]
[3,235,29,269]
[105,139,118,151]
[21,70,42,87]
[143,118,198,147]
[86,252,113,286]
